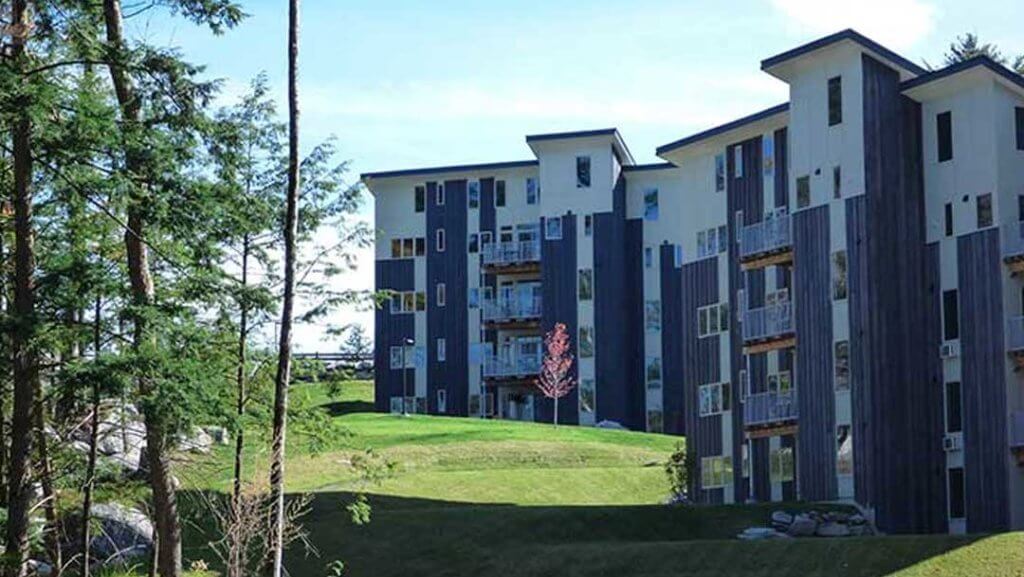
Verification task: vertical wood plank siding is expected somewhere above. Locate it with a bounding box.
[774,128,789,210]
[625,218,647,429]
[537,214,579,425]
[661,244,685,435]
[373,258,416,411]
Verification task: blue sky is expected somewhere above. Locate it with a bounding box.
[143,0,1023,350]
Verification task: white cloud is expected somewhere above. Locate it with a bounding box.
[770,0,938,50]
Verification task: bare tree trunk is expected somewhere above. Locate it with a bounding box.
[101,1,181,575]
[553,396,559,427]
[32,382,61,575]
[229,235,248,577]
[268,2,300,574]
[5,3,36,575]
[82,296,102,577]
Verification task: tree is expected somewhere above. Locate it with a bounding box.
[340,324,372,359]
[535,323,576,427]
[938,32,1024,74]
[268,0,302,574]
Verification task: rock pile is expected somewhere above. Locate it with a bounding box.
[739,509,874,540]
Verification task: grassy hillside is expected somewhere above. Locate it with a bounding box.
[178,381,1024,577]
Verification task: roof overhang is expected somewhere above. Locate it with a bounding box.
[902,56,1024,101]
[656,103,789,163]
[525,128,635,166]
[360,160,539,193]
[761,29,925,83]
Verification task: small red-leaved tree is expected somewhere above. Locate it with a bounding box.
[536,323,576,427]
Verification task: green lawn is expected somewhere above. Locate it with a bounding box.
[177,381,1024,577]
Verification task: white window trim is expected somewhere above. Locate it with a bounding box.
[436,228,446,252]
[437,183,445,206]
[733,145,743,178]
[436,283,446,307]
[698,382,731,417]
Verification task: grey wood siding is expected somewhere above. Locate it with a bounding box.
[774,128,789,210]
[625,218,647,430]
[374,258,416,411]
[661,244,685,435]
[537,214,579,425]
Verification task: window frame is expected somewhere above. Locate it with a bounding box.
[436,228,446,252]
[577,268,594,301]
[715,153,726,192]
[796,175,811,208]
[578,326,595,358]
[836,424,853,476]
[495,180,506,207]
[945,381,963,434]
[576,156,591,188]
[832,250,848,301]
[644,188,659,221]
[468,180,480,209]
[828,75,843,126]
[834,340,850,391]
[733,145,743,179]
[976,193,993,228]
[526,177,539,205]
[436,182,446,206]
[584,214,593,237]
[1016,106,1024,151]
[943,289,960,341]
[436,283,446,307]
[937,111,953,162]
[545,217,563,240]
[414,185,426,213]
[944,202,954,237]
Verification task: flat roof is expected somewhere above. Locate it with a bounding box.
[761,29,926,77]
[361,159,538,181]
[525,127,635,165]
[622,162,676,172]
[901,55,1024,94]
[655,103,789,157]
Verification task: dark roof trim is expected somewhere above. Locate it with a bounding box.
[361,159,538,181]
[901,55,1024,93]
[656,103,790,156]
[623,162,676,172]
[525,128,618,142]
[761,29,926,76]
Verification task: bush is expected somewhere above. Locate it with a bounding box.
[664,443,696,501]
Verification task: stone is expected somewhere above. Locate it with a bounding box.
[849,513,867,525]
[787,513,818,537]
[27,560,52,576]
[816,521,851,538]
[771,510,793,529]
[738,527,789,540]
[180,427,213,454]
[204,426,230,445]
[595,420,627,430]
[90,503,154,565]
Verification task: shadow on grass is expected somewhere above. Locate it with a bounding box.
[320,399,375,416]
[177,490,999,577]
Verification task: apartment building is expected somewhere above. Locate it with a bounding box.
[362,29,1024,535]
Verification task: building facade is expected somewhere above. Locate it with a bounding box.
[363,30,1024,534]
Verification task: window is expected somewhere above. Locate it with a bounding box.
[646,357,662,389]
[945,202,954,237]
[500,225,513,243]
[437,338,446,362]
[742,442,751,478]
[389,347,402,369]
[578,269,593,301]
[698,382,731,416]
[644,247,653,268]
[770,446,794,483]
[674,245,683,267]
[948,467,965,519]
[763,137,775,176]
[436,283,446,307]
[545,217,562,240]
[645,300,661,332]
[584,214,593,237]
[416,292,426,311]
[647,409,664,433]
[828,76,843,126]
[526,177,539,205]
[469,394,481,416]
[391,239,402,258]
[576,156,591,188]
[834,341,850,391]
[495,180,506,207]
[733,145,743,178]
[701,455,733,488]
[832,250,847,300]
[945,381,962,434]
[697,303,729,338]
[402,238,414,258]
[390,291,422,314]
[937,111,953,162]
[579,326,594,358]
[436,229,446,252]
[580,379,595,413]
[833,165,842,199]
[797,176,811,208]
[977,193,993,228]
[715,153,726,192]
[414,185,425,213]
[1017,107,1024,151]
[697,227,722,259]
[1019,195,1024,222]
[644,188,659,221]
[389,345,415,369]
[468,288,479,309]
[436,183,446,206]
[836,425,853,475]
[480,231,493,248]
[468,233,479,253]
[718,226,728,253]
[437,389,447,413]
[943,289,959,341]
[415,237,425,256]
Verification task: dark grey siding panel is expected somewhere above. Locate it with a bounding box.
[861,54,947,533]
[625,218,647,430]
[595,176,641,428]
[846,195,872,506]
[774,128,789,210]
[427,180,469,416]
[751,437,771,502]
[727,136,763,502]
[957,230,1010,532]
[479,179,497,345]
[793,204,836,502]
[661,244,685,435]
[537,214,579,425]
[374,258,416,411]
[681,257,722,501]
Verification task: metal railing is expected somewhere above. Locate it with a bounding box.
[481,240,541,266]
[482,296,542,322]
[483,353,542,378]
[744,390,799,427]
[739,214,792,260]
[1011,411,1024,448]
[742,302,794,342]
[1007,316,1024,353]
[1002,221,1024,261]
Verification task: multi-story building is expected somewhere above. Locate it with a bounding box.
[362,29,1024,534]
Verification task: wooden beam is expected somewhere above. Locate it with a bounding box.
[481,262,541,275]
[741,249,794,271]
[743,336,796,355]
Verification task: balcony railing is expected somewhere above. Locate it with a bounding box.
[1011,411,1024,449]
[482,296,542,323]
[742,302,794,343]
[481,240,541,267]
[1007,316,1024,354]
[739,214,792,261]
[1002,221,1024,261]
[744,390,798,427]
[483,353,542,379]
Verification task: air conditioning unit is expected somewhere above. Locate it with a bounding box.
[940,342,960,359]
[943,434,962,452]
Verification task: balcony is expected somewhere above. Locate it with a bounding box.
[1011,411,1024,467]
[482,296,542,327]
[742,302,796,354]
[739,214,793,270]
[481,240,541,272]
[1007,316,1024,369]
[744,390,799,433]
[483,353,542,381]
[1002,222,1024,273]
